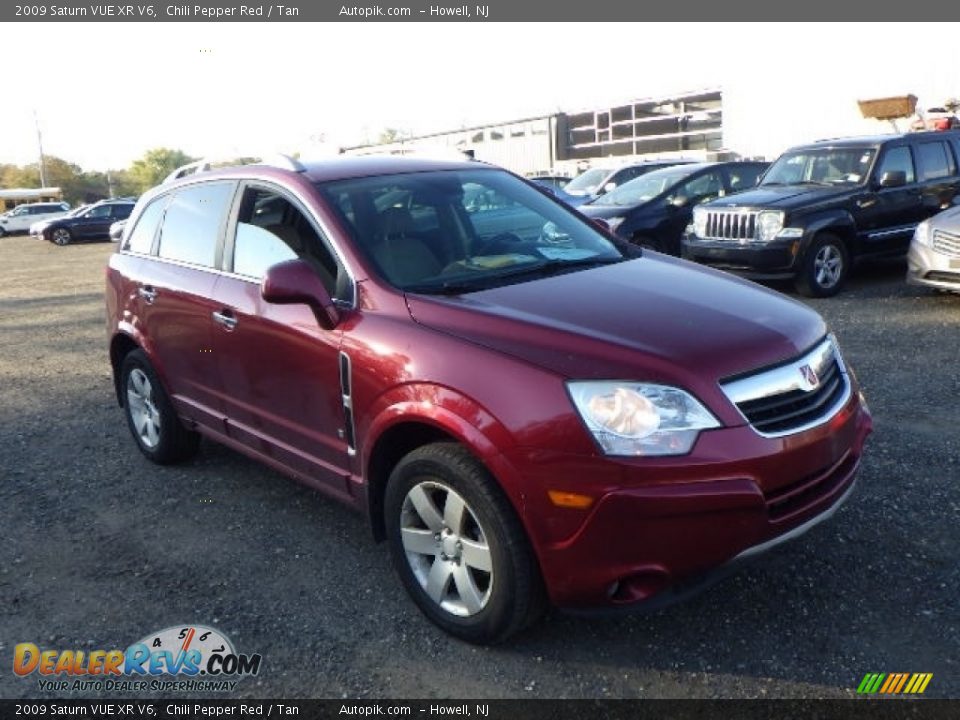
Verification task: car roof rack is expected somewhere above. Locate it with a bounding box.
[162,154,307,184]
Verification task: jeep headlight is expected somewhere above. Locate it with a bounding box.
[913,219,932,248]
[567,381,720,456]
[692,206,708,237]
[756,210,784,242]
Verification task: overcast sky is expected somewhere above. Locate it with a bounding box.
[4,22,959,171]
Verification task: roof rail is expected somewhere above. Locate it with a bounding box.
[162,154,306,185]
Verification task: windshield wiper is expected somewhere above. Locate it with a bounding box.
[404,257,625,296]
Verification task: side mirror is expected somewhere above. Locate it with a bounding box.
[878,170,907,188]
[602,182,617,194]
[261,259,340,329]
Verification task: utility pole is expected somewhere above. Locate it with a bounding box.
[33,110,48,188]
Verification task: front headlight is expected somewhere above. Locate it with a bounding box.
[756,210,784,242]
[692,206,707,237]
[913,220,932,248]
[567,381,720,456]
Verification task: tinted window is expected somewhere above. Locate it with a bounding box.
[678,171,723,203]
[125,196,168,255]
[88,205,112,218]
[231,187,339,292]
[915,141,956,181]
[111,204,134,219]
[724,165,765,192]
[158,183,233,267]
[876,146,915,184]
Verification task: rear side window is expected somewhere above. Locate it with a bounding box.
[125,197,168,255]
[112,204,134,219]
[915,141,956,181]
[876,146,915,184]
[157,183,233,267]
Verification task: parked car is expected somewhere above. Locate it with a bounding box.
[558,160,697,207]
[579,162,768,254]
[106,155,872,643]
[0,201,70,236]
[528,175,571,193]
[907,203,960,291]
[683,130,960,296]
[37,199,136,245]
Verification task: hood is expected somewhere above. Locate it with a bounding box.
[405,255,826,402]
[707,184,856,212]
[579,198,655,219]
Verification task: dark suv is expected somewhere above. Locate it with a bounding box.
[106,156,871,643]
[37,199,136,245]
[683,130,960,296]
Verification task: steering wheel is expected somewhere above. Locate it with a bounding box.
[476,232,525,255]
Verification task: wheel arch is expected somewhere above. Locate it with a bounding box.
[360,389,520,543]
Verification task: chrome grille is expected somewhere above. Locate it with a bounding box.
[932,229,960,258]
[702,209,758,241]
[721,338,851,437]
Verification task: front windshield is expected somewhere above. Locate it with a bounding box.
[761,147,876,187]
[592,167,695,207]
[318,168,626,294]
[563,168,609,195]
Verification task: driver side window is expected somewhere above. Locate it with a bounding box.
[876,146,915,184]
[230,187,341,297]
[679,171,723,204]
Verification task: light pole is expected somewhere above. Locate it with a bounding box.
[33,109,48,188]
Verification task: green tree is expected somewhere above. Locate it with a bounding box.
[128,147,197,193]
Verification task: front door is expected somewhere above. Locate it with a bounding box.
[211,183,353,499]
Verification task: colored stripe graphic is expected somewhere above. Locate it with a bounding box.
[857,673,932,694]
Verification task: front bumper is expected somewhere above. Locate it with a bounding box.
[507,389,872,609]
[906,241,960,292]
[682,234,803,278]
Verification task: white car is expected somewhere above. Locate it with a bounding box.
[0,201,70,236]
[907,204,960,292]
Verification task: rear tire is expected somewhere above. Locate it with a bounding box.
[120,349,200,464]
[384,442,546,644]
[51,228,72,246]
[795,233,849,297]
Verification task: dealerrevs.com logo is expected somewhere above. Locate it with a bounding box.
[13,625,262,693]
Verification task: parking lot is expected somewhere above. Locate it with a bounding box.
[1,234,957,699]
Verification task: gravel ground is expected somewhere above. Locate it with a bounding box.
[1,235,957,700]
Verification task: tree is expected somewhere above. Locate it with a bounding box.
[128,147,197,193]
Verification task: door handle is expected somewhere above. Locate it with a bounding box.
[137,286,157,303]
[212,310,238,330]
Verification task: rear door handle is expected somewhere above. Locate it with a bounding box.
[137,286,157,303]
[212,310,238,330]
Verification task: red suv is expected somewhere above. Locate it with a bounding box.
[106,156,872,643]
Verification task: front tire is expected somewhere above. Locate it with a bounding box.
[51,228,72,246]
[384,443,545,644]
[795,233,849,297]
[120,349,200,464]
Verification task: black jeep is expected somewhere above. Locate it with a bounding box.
[682,130,960,296]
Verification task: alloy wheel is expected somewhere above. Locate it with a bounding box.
[399,480,493,617]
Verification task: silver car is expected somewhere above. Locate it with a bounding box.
[907,205,960,292]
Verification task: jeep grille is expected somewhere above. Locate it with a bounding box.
[702,209,758,241]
